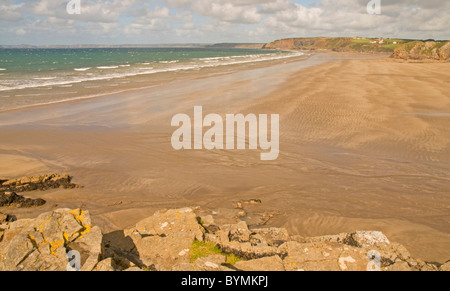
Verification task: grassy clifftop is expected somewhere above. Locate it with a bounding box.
[263,37,450,60]
[263,37,409,53]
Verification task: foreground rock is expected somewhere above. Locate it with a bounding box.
[0,209,100,271]
[0,207,447,271]
[117,208,204,271]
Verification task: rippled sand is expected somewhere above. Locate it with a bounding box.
[0,53,449,264]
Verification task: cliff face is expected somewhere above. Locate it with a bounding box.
[263,38,298,50]
[392,41,450,61]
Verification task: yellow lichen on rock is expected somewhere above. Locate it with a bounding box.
[81,225,92,236]
[49,239,64,257]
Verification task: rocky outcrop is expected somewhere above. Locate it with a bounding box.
[0,191,46,208]
[0,174,82,209]
[392,41,450,61]
[0,174,80,193]
[0,207,447,271]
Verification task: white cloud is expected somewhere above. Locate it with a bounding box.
[16,28,27,36]
[0,0,25,21]
[0,0,449,45]
[193,0,263,24]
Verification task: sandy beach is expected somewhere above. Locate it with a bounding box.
[0,53,449,264]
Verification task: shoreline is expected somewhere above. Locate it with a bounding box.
[0,50,306,113]
[0,52,449,264]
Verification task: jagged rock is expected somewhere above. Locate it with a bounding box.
[134,208,204,241]
[205,223,280,260]
[0,209,102,271]
[387,260,412,271]
[0,192,46,208]
[305,231,390,248]
[238,242,280,260]
[74,226,103,271]
[203,224,220,234]
[440,261,450,271]
[234,256,285,271]
[280,240,372,271]
[374,242,411,265]
[251,228,290,247]
[207,236,280,260]
[420,263,439,271]
[200,215,215,226]
[229,221,251,243]
[345,231,390,248]
[0,212,15,224]
[338,245,374,271]
[125,207,205,271]
[94,258,116,271]
[129,231,195,270]
[249,233,267,247]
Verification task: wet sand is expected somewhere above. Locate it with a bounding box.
[0,53,449,264]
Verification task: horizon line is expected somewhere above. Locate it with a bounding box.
[1,36,449,48]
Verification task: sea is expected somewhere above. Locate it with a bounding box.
[0,47,302,111]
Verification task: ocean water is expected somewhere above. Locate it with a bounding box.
[0,47,302,111]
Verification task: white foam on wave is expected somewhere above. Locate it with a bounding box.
[97,66,119,69]
[0,68,6,71]
[32,77,57,80]
[74,67,92,71]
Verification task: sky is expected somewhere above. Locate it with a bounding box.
[0,0,449,45]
